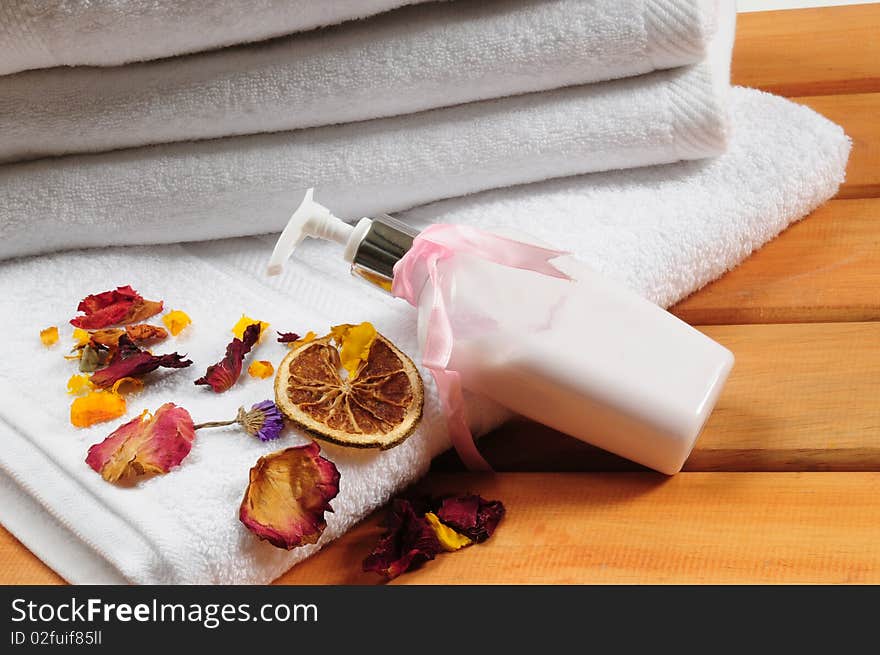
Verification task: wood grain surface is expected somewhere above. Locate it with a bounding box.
[733,4,880,97]
[799,94,880,198]
[8,472,880,585]
[275,473,880,584]
[671,199,880,325]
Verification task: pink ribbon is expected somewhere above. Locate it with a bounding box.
[391,224,571,471]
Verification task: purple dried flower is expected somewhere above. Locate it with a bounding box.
[193,400,285,441]
[241,400,285,442]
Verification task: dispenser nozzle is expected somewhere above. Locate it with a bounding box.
[266,188,355,276]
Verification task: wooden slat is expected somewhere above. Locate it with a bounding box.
[4,473,878,585]
[733,4,880,96]
[0,527,64,584]
[434,322,880,473]
[6,473,880,585]
[798,94,880,199]
[671,198,880,325]
[275,473,880,584]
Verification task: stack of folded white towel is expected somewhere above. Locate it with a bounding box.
[0,1,850,584]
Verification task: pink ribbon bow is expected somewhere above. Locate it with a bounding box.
[391,224,571,471]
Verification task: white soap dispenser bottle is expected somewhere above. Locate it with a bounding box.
[268,189,734,474]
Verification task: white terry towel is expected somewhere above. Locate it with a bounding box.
[0,0,723,163]
[0,0,428,75]
[0,89,850,583]
[0,9,734,261]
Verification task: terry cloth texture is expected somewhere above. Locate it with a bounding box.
[0,0,721,162]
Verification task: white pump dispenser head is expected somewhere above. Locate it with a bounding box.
[266,188,372,276]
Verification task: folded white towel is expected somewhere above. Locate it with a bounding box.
[0,88,850,583]
[0,8,734,261]
[0,0,721,163]
[0,0,426,75]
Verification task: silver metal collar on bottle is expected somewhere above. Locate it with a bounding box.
[350,214,418,289]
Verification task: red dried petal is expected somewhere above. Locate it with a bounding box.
[362,499,442,579]
[85,403,195,482]
[435,494,505,543]
[90,335,191,388]
[276,331,301,343]
[194,323,261,393]
[239,442,340,549]
[71,285,163,329]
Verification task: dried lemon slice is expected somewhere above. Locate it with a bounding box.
[275,330,423,449]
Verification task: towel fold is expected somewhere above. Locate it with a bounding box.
[0,7,734,261]
[0,0,427,75]
[0,0,721,163]
[0,88,850,584]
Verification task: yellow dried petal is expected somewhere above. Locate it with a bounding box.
[425,512,473,551]
[70,391,127,428]
[248,360,275,379]
[288,331,316,348]
[72,328,90,346]
[40,326,59,346]
[232,315,270,342]
[162,309,191,336]
[110,377,144,395]
[331,322,377,379]
[66,374,94,396]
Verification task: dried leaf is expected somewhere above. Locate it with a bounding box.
[239,442,340,549]
[70,285,163,329]
[194,323,260,393]
[70,391,126,428]
[85,403,196,483]
[90,335,191,389]
[162,310,191,336]
[39,326,59,346]
[362,499,442,579]
[78,344,105,373]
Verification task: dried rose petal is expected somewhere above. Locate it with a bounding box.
[239,442,340,549]
[89,328,125,348]
[86,403,196,482]
[232,315,270,342]
[276,331,301,343]
[362,499,442,579]
[71,285,163,329]
[125,324,168,344]
[90,335,191,388]
[435,494,505,543]
[194,323,260,393]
